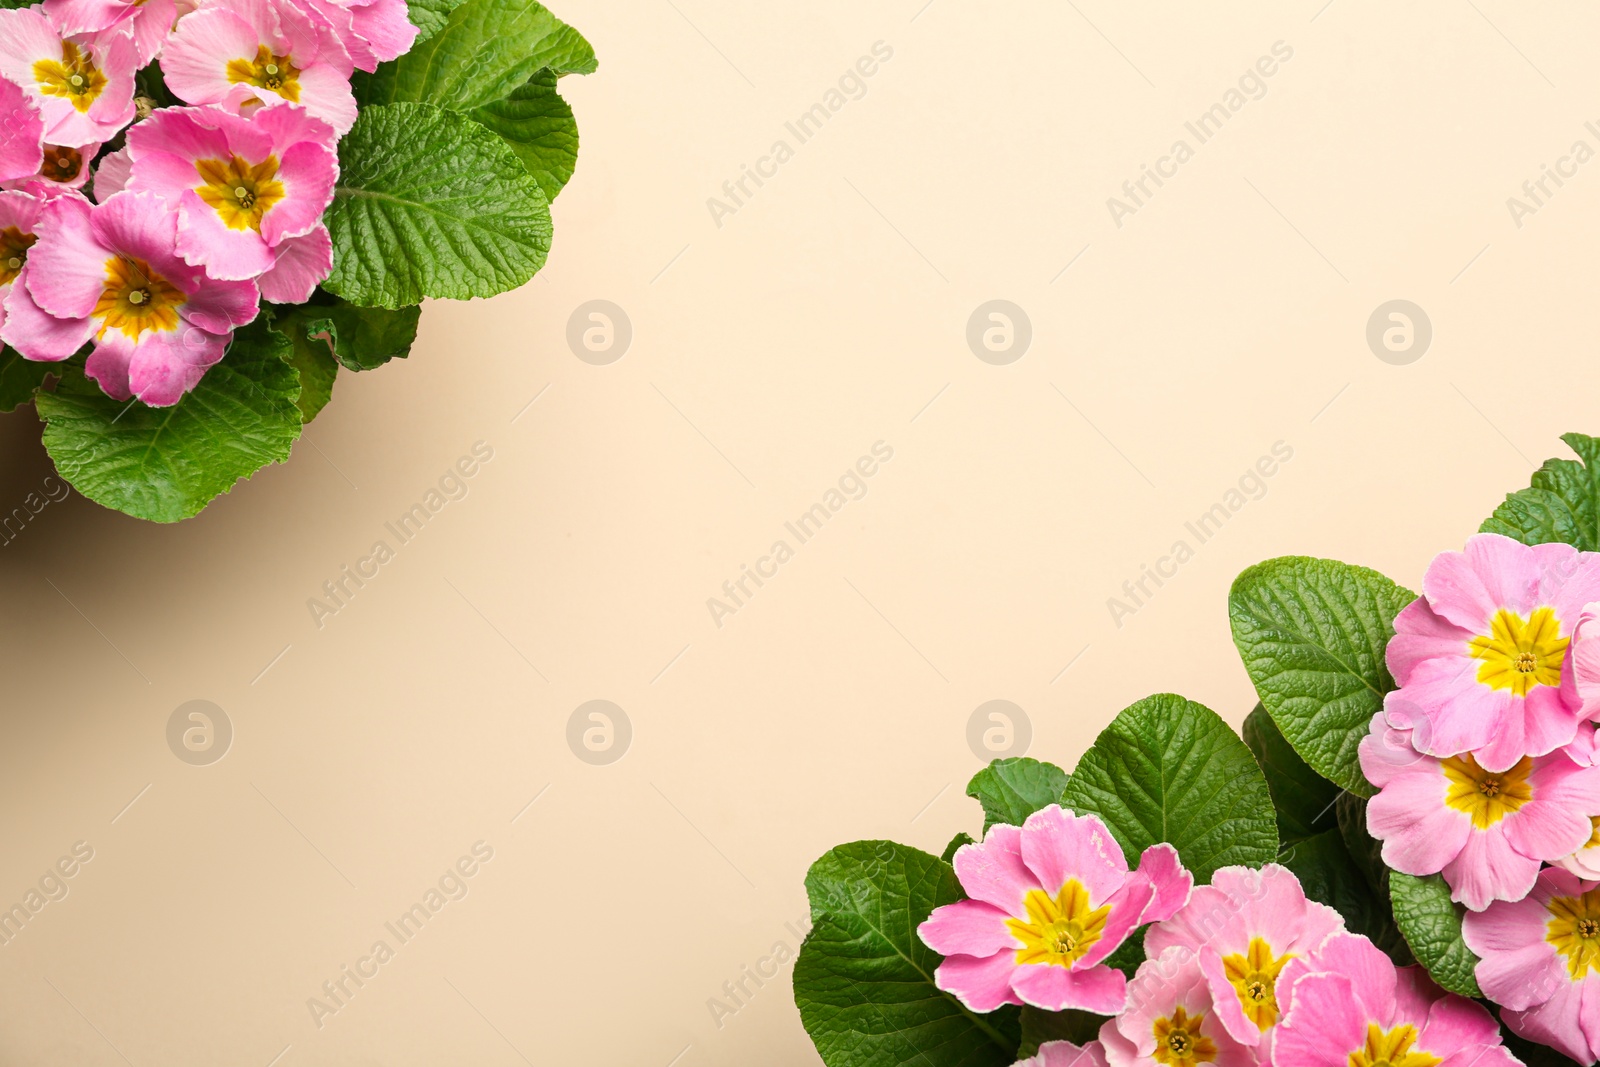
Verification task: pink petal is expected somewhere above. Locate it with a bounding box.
[256,224,329,304]
[917,898,1018,958]
[1463,534,1542,618]
[348,0,416,66]
[931,950,1021,1013]
[126,325,226,406]
[1272,972,1366,1067]
[175,188,275,279]
[89,190,200,293]
[1010,961,1127,1014]
[1503,757,1600,861]
[1441,826,1540,911]
[0,77,44,182]
[1033,1041,1109,1067]
[952,824,1037,917]
[1132,843,1192,923]
[26,192,111,318]
[161,7,263,105]
[1504,975,1600,1065]
[1389,598,1474,684]
[0,270,94,360]
[83,326,133,399]
[289,63,357,135]
[178,274,258,334]
[1401,655,1517,761]
[90,145,131,200]
[1199,947,1260,1047]
[259,138,336,243]
[1019,807,1128,906]
[1367,762,1471,877]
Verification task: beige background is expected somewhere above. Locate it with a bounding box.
[3,0,1600,1063]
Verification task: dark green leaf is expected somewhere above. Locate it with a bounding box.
[0,346,52,412]
[325,103,551,308]
[360,0,595,110]
[965,757,1069,834]
[468,69,579,199]
[1018,1007,1103,1058]
[1059,693,1278,883]
[35,320,301,522]
[795,841,1020,1067]
[1229,557,1416,796]
[1389,871,1482,997]
[1242,702,1339,843]
[1482,432,1600,550]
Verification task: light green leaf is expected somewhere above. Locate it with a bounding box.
[468,69,579,199]
[1229,557,1417,796]
[361,0,595,110]
[402,0,466,43]
[35,320,302,522]
[965,757,1069,834]
[1242,702,1339,843]
[1389,872,1482,997]
[324,103,552,309]
[1059,693,1278,883]
[0,346,53,412]
[794,841,1020,1067]
[1482,432,1600,550]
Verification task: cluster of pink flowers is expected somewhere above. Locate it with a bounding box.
[1358,532,1600,1062]
[0,0,415,405]
[922,806,1521,1066]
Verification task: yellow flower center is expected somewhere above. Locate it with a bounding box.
[1349,1023,1441,1067]
[1469,606,1568,696]
[93,257,185,340]
[32,41,107,113]
[1006,879,1111,968]
[1220,937,1293,1031]
[225,45,301,102]
[1152,1005,1217,1065]
[193,154,286,231]
[1441,753,1533,829]
[0,227,37,287]
[1547,889,1600,979]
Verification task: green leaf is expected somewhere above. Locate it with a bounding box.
[35,320,302,522]
[1229,557,1417,796]
[939,833,974,865]
[1058,693,1278,883]
[402,0,467,43]
[0,347,52,412]
[275,317,339,422]
[1018,1007,1102,1058]
[1277,829,1408,965]
[291,302,420,372]
[468,69,579,199]
[360,0,596,110]
[1389,871,1482,997]
[324,103,552,309]
[965,757,1069,834]
[1482,432,1600,550]
[794,841,1020,1067]
[1242,702,1339,843]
